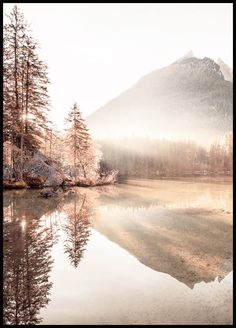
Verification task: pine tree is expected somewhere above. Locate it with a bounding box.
[65,102,100,183]
[3,5,50,180]
[3,6,26,178]
[21,36,50,151]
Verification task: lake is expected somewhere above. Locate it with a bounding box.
[3,178,233,325]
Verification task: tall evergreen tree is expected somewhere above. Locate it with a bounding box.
[3,6,26,178]
[3,5,50,180]
[65,102,95,182]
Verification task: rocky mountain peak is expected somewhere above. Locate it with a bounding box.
[177,56,224,80]
[217,58,233,82]
[87,53,232,144]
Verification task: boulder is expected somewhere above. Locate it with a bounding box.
[23,175,46,188]
[23,152,65,187]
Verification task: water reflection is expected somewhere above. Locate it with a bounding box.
[95,180,232,288]
[99,179,232,212]
[3,189,94,324]
[3,195,54,325]
[63,193,91,268]
[3,179,233,324]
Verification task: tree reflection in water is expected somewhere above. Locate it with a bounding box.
[63,192,91,268]
[3,192,55,325]
[3,188,96,323]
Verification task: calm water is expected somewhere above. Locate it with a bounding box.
[3,178,233,325]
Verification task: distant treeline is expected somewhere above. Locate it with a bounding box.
[99,133,232,178]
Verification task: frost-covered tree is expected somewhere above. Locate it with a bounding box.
[64,102,102,183]
[3,5,50,180]
[3,6,26,178]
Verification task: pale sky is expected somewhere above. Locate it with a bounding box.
[3,3,233,130]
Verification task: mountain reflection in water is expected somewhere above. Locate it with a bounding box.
[3,178,233,325]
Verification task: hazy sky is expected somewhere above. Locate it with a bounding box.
[3,3,233,130]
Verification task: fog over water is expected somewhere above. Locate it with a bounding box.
[3,178,232,325]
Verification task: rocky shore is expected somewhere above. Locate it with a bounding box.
[3,152,118,190]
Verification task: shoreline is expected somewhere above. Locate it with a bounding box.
[3,180,118,190]
[3,175,232,190]
[119,175,233,184]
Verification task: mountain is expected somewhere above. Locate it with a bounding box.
[87,55,233,145]
[217,58,233,82]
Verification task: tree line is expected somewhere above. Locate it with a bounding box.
[99,132,232,178]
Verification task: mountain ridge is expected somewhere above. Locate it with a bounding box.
[87,54,232,145]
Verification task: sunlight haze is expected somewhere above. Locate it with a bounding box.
[3,3,233,130]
